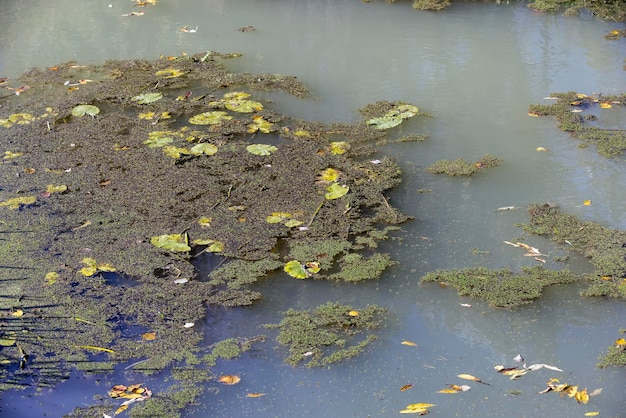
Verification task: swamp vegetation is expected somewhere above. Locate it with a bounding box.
[0,3,625,416]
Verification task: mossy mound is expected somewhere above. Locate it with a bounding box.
[420,265,579,308]
[522,203,626,298]
[426,154,502,176]
[528,91,626,159]
[597,331,626,368]
[264,302,386,367]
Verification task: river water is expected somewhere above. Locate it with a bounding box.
[1,1,625,417]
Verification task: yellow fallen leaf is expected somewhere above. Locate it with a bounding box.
[599,102,612,109]
[583,200,592,206]
[10,309,24,318]
[401,340,418,347]
[584,412,600,416]
[114,404,129,415]
[575,388,589,404]
[437,388,459,394]
[348,310,359,317]
[406,403,436,410]
[576,93,588,98]
[400,384,413,391]
[246,393,266,398]
[457,373,490,385]
[535,147,549,152]
[218,375,241,385]
[76,345,114,353]
[142,332,156,341]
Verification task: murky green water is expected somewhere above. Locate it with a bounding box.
[1,1,625,417]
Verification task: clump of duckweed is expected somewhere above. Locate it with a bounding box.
[265,302,386,367]
[528,91,626,158]
[597,330,626,368]
[420,266,579,308]
[328,253,397,282]
[523,204,626,299]
[426,154,502,176]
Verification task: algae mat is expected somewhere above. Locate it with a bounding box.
[0,52,418,406]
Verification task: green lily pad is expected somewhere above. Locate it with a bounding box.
[247,116,274,133]
[0,196,36,210]
[163,146,190,159]
[284,219,304,228]
[225,99,263,113]
[246,144,278,156]
[150,233,191,252]
[189,111,233,125]
[144,136,173,148]
[325,183,349,200]
[284,260,307,279]
[132,92,163,104]
[189,143,218,156]
[191,239,224,252]
[266,212,292,224]
[0,333,16,347]
[154,68,184,78]
[71,105,100,118]
[367,114,403,130]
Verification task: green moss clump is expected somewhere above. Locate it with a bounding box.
[202,336,263,367]
[523,204,626,299]
[426,154,502,176]
[208,258,284,289]
[328,253,397,282]
[412,0,450,11]
[265,302,386,367]
[420,266,580,308]
[597,330,626,368]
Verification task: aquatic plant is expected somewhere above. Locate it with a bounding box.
[426,154,502,176]
[265,302,386,367]
[528,92,626,158]
[420,266,579,308]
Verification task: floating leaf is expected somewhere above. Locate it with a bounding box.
[3,151,23,159]
[71,104,100,117]
[218,375,241,385]
[400,403,436,414]
[348,310,360,317]
[400,384,413,391]
[79,257,116,276]
[189,143,218,156]
[45,271,59,285]
[329,141,349,155]
[225,99,263,113]
[198,217,212,227]
[189,111,233,125]
[246,393,266,398]
[162,145,190,159]
[144,135,173,147]
[294,129,312,138]
[191,239,224,252]
[584,412,600,416]
[457,373,490,385]
[154,68,184,78]
[131,92,162,104]
[246,144,278,156]
[76,345,114,353]
[284,260,307,279]
[583,200,592,206]
[536,147,549,152]
[150,233,191,252]
[184,322,195,328]
[401,340,418,347]
[247,115,274,133]
[283,219,303,228]
[367,113,403,130]
[305,262,320,274]
[437,388,460,394]
[138,111,156,120]
[318,168,340,183]
[0,333,16,347]
[46,184,67,194]
[0,196,36,210]
[396,104,419,118]
[575,388,589,404]
[266,212,292,224]
[2,113,36,127]
[599,102,612,109]
[325,183,349,200]
[142,332,156,341]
